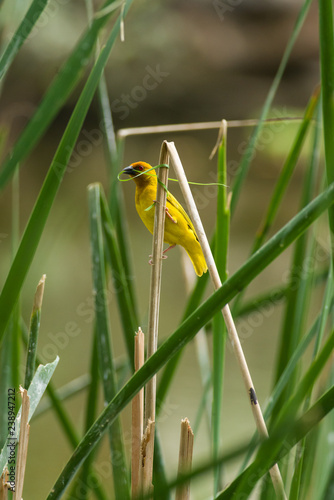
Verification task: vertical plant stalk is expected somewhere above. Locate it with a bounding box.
[212,120,229,496]
[175,418,194,500]
[165,141,287,500]
[13,388,30,500]
[319,0,334,241]
[132,328,144,497]
[0,468,9,499]
[88,184,130,500]
[142,145,169,493]
[24,274,46,389]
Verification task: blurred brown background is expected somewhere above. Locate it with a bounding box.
[0,0,321,498]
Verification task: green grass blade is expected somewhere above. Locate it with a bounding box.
[156,256,209,413]
[33,373,90,418]
[319,0,334,237]
[20,322,109,499]
[95,45,138,319]
[230,0,312,214]
[154,384,334,499]
[275,327,334,431]
[69,331,105,500]
[273,106,321,389]
[24,275,45,389]
[0,0,133,191]
[100,188,138,367]
[0,357,59,473]
[88,183,130,500]
[0,15,129,344]
[46,182,334,500]
[216,384,334,499]
[0,0,49,81]
[239,309,324,472]
[252,87,319,253]
[212,131,229,496]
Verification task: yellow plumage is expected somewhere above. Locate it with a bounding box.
[123,161,208,277]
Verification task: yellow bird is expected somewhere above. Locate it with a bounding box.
[123,161,208,277]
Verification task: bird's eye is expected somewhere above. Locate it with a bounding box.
[134,165,143,172]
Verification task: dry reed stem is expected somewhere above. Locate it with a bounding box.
[117,117,303,140]
[140,420,155,498]
[0,469,8,500]
[175,418,194,500]
[141,143,170,495]
[14,387,30,500]
[132,327,145,498]
[163,140,287,500]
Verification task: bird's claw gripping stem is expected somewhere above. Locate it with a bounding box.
[148,245,176,265]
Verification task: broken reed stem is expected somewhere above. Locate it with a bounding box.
[132,328,145,498]
[13,388,30,500]
[140,420,155,496]
[117,117,304,140]
[144,144,169,425]
[164,140,287,500]
[141,143,169,495]
[175,418,194,500]
[0,469,8,500]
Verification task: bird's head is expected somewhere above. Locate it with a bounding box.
[122,161,157,187]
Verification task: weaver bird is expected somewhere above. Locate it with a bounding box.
[122,161,208,277]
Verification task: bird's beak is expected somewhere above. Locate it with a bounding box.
[122,166,137,176]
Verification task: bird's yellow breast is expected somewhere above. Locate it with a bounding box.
[135,184,199,248]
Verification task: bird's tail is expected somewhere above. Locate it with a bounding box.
[186,247,208,277]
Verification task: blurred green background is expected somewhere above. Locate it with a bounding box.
[0,0,323,498]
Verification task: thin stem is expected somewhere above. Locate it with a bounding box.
[165,141,287,500]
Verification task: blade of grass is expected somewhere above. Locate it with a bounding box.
[24,275,46,389]
[0,0,50,81]
[289,262,334,498]
[0,11,130,344]
[212,122,229,496]
[233,88,319,318]
[235,267,328,319]
[0,357,59,473]
[156,266,209,414]
[273,101,322,395]
[230,0,312,214]
[240,308,327,472]
[88,183,130,500]
[274,327,334,434]
[252,87,319,254]
[68,330,107,500]
[46,181,334,500]
[100,189,138,368]
[154,384,334,500]
[216,383,334,499]
[261,100,323,499]
[319,0,334,239]
[85,0,139,323]
[0,0,133,191]
[98,76,138,320]
[20,321,109,500]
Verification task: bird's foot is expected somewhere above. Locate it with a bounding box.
[165,207,177,223]
[148,245,176,265]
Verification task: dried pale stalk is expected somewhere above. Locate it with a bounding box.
[142,143,170,495]
[144,145,169,426]
[0,469,8,500]
[163,140,287,500]
[140,420,155,497]
[117,117,303,140]
[14,387,30,500]
[175,418,194,500]
[132,327,145,497]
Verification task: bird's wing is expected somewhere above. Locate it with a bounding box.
[166,191,199,240]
